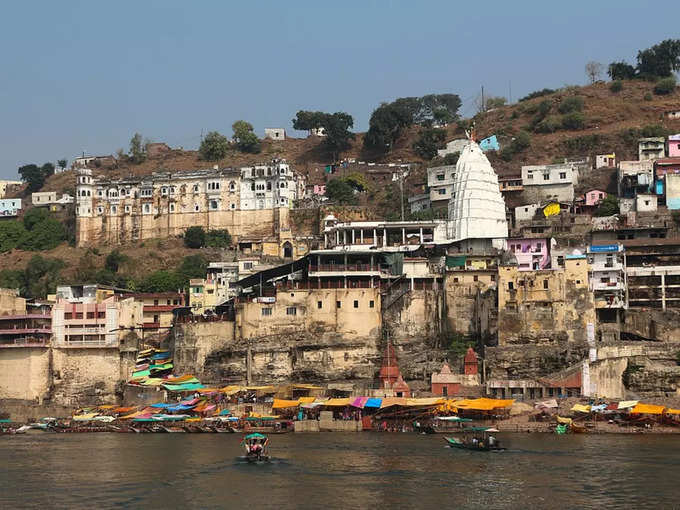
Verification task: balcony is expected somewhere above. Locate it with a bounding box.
[0,338,49,348]
[308,264,389,276]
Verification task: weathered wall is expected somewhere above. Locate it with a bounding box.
[50,348,123,406]
[622,309,680,342]
[444,271,495,337]
[485,343,589,380]
[172,321,236,377]
[0,348,50,401]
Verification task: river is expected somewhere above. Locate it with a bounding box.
[1,432,679,509]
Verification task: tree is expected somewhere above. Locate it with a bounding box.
[595,195,619,217]
[558,96,584,114]
[561,112,586,130]
[319,112,354,160]
[184,226,206,248]
[22,208,50,230]
[129,133,147,164]
[292,110,325,133]
[325,179,357,205]
[139,270,184,293]
[484,96,507,110]
[18,163,53,192]
[608,61,636,80]
[19,216,66,251]
[585,61,603,83]
[199,131,230,161]
[105,249,129,272]
[413,128,446,159]
[342,172,370,192]
[0,221,28,252]
[57,159,68,170]
[440,152,460,166]
[23,255,65,299]
[654,76,677,95]
[206,229,232,248]
[177,254,208,282]
[232,121,261,153]
[636,39,680,78]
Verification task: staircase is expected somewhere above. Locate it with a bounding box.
[381,275,410,310]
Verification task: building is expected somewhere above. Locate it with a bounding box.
[32,192,74,208]
[638,137,665,161]
[507,237,552,271]
[437,138,467,158]
[408,194,430,214]
[635,193,657,212]
[306,184,326,198]
[448,139,508,244]
[584,189,607,207]
[521,164,576,202]
[310,127,326,137]
[498,175,523,193]
[666,174,680,210]
[654,158,680,199]
[618,160,654,198]
[595,153,616,169]
[0,198,21,217]
[189,278,219,314]
[0,289,51,347]
[378,342,410,397]
[624,237,680,310]
[75,160,303,255]
[72,154,117,169]
[587,244,627,310]
[665,110,680,120]
[431,350,481,397]
[51,295,142,347]
[668,134,680,157]
[427,165,456,210]
[123,292,186,337]
[264,128,286,140]
[0,180,22,198]
[206,262,240,304]
[515,203,541,222]
[497,256,595,345]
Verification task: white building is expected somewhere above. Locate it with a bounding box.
[239,159,302,210]
[587,244,627,309]
[521,163,577,202]
[0,198,21,217]
[427,165,456,208]
[636,194,657,212]
[32,192,75,207]
[595,153,616,169]
[264,128,286,140]
[206,261,240,303]
[447,140,508,245]
[515,203,541,222]
[437,138,467,158]
[408,194,431,214]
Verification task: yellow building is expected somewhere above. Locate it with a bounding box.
[189,279,220,314]
[0,288,26,316]
[497,256,595,345]
[0,180,22,198]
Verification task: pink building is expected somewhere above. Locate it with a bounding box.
[584,189,607,206]
[507,237,551,271]
[669,134,680,158]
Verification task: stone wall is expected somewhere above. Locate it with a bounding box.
[0,347,50,401]
[622,309,680,342]
[485,343,590,380]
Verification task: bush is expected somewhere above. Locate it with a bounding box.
[519,88,555,102]
[561,112,586,130]
[184,226,206,249]
[500,131,531,161]
[609,80,623,93]
[654,76,677,95]
[562,134,602,154]
[105,249,128,273]
[206,229,232,248]
[558,96,584,114]
[533,117,561,133]
[594,195,619,217]
[640,124,668,138]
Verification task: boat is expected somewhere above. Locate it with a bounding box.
[241,433,270,462]
[444,427,503,451]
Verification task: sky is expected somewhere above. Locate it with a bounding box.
[1,0,679,179]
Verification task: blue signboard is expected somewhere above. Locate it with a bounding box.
[479,135,500,152]
[588,244,619,253]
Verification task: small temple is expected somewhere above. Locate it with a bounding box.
[378,341,411,397]
[431,348,481,397]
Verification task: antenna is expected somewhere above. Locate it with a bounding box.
[508,80,512,104]
[481,85,485,112]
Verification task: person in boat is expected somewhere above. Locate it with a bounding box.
[488,435,497,448]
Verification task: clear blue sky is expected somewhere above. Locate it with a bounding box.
[1,0,678,179]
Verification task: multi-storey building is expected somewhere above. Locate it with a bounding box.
[587,244,627,309]
[75,160,304,256]
[521,163,577,203]
[123,292,186,337]
[0,289,51,347]
[638,137,665,161]
[426,165,456,210]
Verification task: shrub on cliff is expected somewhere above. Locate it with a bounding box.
[184,226,206,248]
[206,229,232,248]
[654,76,677,95]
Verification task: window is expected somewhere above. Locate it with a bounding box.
[438,189,446,195]
[64,313,72,320]
[194,204,200,212]
[491,274,496,282]
[86,312,95,319]
[508,282,514,290]
[143,204,151,214]
[141,188,152,197]
[559,172,566,179]
[436,173,445,181]
[111,205,117,214]
[576,280,582,284]
[243,262,253,270]
[153,314,159,323]
[527,173,533,180]
[153,299,159,306]
[353,300,359,308]
[286,306,297,316]
[543,279,549,289]
[543,174,550,181]
[473,275,478,282]
[169,203,175,212]
[453,277,459,283]
[229,181,236,191]
[209,200,218,210]
[317,301,322,309]
[161,187,168,195]
[369,300,374,308]
[442,386,448,397]
[97,206,103,214]
[230,203,236,209]
[536,242,542,250]
[336,301,341,308]
[125,205,131,213]
[261,307,272,316]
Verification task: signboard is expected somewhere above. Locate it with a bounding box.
[588,244,619,253]
[254,297,276,304]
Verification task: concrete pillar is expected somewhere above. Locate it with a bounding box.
[419,227,423,243]
[402,228,406,244]
[370,254,374,271]
[336,231,339,245]
[324,233,327,247]
[352,230,355,245]
[661,273,666,310]
[360,230,364,244]
[383,228,387,247]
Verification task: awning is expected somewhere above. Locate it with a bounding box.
[666,408,680,415]
[556,416,573,425]
[630,403,665,415]
[453,398,515,411]
[323,398,351,407]
[617,400,638,410]
[350,397,368,408]
[162,382,204,392]
[535,399,558,409]
[405,397,445,407]
[380,397,408,408]
[272,399,300,409]
[571,404,591,413]
[72,413,99,421]
[364,398,382,408]
[298,396,317,404]
[435,416,472,422]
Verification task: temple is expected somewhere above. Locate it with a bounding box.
[378,341,410,397]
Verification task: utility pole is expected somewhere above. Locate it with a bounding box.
[399,169,405,221]
[481,85,485,112]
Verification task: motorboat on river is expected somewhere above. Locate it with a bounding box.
[444,427,503,451]
[241,433,270,463]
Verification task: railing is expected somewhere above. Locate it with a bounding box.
[309,264,388,272]
[0,338,49,348]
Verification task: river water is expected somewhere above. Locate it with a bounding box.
[1,432,679,509]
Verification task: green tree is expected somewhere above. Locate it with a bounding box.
[364,102,413,153]
[198,131,230,161]
[232,121,261,153]
[139,270,184,293]
[595,195,619,217]
[558,96,584,114]
[177,254,208,282]
[105,249,129,272]
[0,221,28,252]
[342,172,370,192]
[609,80,623,93]
[206,229,232,248]
[484,96,507,110]
[19,216,66,251]
[608,61,636,80]
[561,112,586,130]
[636,39,680,78]
[23,255,65,299]
[0,269,25,293]
[654,76,677,95]
[184,226,206,248]
[325,179,357,205]
[18,163,54,192]
[292,110,325,133]
[22,208,50,230]
[129,133,147,164]
[413,128,446,159]
[57,159,68,169]
[319,112,354,160]
[500,131,531,161]
[439,152,460,166]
